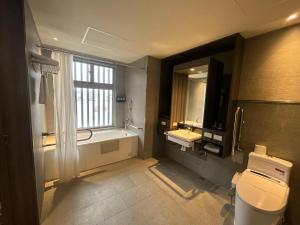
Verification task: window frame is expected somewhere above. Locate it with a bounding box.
[73,56,116,130]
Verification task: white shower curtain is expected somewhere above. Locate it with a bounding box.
[52,52,79,182]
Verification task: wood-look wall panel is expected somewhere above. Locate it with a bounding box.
[170,73,188,129]
[237,102,300,225]
[239,24,300,101]
[144,56,161,158]
[237,24,300,225]
[170,75,177,128]
[181,78,188,119]
[171,75,178,126]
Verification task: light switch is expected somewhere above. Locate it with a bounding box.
[204,132,212,138]
[213,134,222,142]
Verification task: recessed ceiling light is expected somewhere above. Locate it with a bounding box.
[190,68,195,71]
[286,14,298,22]
[53,37,58,41]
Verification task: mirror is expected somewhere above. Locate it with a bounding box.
[172,64,208,128]
[187,66,208,128]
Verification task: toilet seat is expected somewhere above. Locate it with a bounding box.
[236,169,289,214]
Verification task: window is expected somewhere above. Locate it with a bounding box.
[73,57,114,129]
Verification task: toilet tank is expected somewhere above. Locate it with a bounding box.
[247,152,293,184]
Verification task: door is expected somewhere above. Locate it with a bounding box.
[0,119,12,225]
[0,0,41,224]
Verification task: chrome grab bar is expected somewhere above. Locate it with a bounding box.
[232,107,244,156]
[127,124,143,130]
[232,107,240,155]
[42,128,93,147]
[77,129,93,142]
[237,109,244,148]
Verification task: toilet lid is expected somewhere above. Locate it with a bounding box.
[236,169,289,214]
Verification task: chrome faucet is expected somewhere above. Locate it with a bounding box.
[124,118,132,130]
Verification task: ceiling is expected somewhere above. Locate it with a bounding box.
[176,64,208,79]
[176,65,208,74]
[28,0,300,63]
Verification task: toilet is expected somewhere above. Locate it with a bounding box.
[234,152,293,225]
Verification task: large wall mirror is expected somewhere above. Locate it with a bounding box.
[174,64,208,128]
[167,49,237,158]
[170,57,225,130]
[170,58,210,130]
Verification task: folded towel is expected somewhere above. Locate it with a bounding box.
[204,143,220,154]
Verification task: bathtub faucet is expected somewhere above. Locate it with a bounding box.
[125,118,132,130]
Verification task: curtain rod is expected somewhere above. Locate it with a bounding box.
[37,44,146,71]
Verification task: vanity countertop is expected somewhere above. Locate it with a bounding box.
[166,129,202,142]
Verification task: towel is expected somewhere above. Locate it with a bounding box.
[204,143,220,154]
[39,74,48,104]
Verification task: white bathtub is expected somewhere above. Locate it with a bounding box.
[78,129,138,172]
[44,129,138,181]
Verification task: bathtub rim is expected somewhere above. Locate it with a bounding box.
[43,128,138,151]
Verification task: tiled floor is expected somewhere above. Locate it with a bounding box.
[42,158,234,225]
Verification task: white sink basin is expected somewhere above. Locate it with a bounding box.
[167,129,202,142]
[165,129,202,151]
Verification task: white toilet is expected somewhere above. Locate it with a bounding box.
[234,152,293,225]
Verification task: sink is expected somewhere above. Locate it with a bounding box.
[167,129,202,142]
[165,129,202,151]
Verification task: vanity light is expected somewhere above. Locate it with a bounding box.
[286,13,298,22]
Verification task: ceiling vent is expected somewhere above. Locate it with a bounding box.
[81,27,132,51]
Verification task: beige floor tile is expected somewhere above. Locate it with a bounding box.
[42,157,233,225]
[111,176,136,193]
[119,184,150,207]
[128,171,150,186]
[146,214,170,225]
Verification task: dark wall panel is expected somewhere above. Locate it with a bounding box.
[24,0,44,216]
[159,34,238,118]
[0,0,42,224]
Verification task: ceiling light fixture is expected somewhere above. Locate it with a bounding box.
[190,68,195,71]
[286,13,298,22]
[53,37,58,41]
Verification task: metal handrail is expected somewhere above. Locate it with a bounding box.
[77,129,93,142]
[231,107,244,156]
[42,129,93,147]
[126,124,143,130]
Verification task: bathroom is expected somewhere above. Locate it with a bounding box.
[42,55,160,183]
[1,1,300,225]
